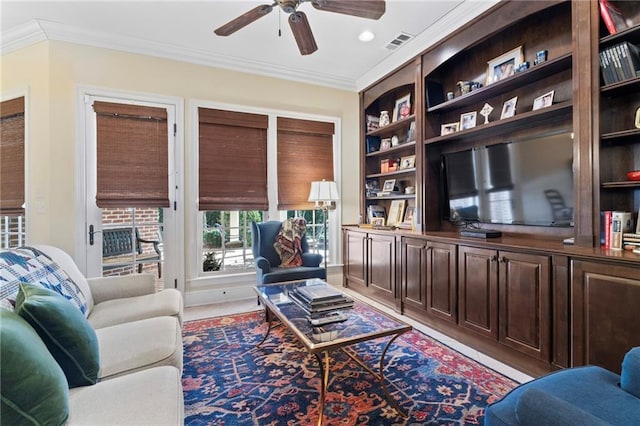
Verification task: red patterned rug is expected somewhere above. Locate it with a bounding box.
[182,305,516,425]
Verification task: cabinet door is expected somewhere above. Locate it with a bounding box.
[458,246,498,338]
[426,241,457,323]
[498,251,551,361]
[401,237,427,311]
[368,233,396,303]
[343,230,367,290]
[572,260,640,374]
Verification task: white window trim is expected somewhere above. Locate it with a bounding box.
[189,99,342,286]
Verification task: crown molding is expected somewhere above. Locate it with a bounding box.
[1,1,496,93]
[1,19,356,91]
[355,0,499,91]
[0,20,47,53]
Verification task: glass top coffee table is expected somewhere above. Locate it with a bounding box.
[254,279,412,425]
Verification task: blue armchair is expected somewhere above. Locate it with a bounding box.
[484,346,640,425]
[251,220,326,284]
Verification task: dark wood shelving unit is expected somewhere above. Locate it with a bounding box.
[366,140,415,158]
[424,101,572,145]
[366,168,416,179]
[366,114,415,138]
[427,54,572,114]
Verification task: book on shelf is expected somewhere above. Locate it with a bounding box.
[599,0,629,35]
[599,41,640,85]
[608,211,633,250]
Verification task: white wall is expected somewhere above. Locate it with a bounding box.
[1,40,360,296]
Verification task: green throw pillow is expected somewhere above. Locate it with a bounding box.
[15,283,100,388]
[0,308,69,425]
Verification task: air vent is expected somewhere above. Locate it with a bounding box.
[384,32,413,50]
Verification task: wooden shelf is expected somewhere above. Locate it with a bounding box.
[366,194,416,201]
[601,77,640,96]
[424,101,573,145]
[601,181,640,189]
[427,54,572,114]
[366,168,416,179]
[366,140,416,158]
[601,128,640,142]
[366,115,415,137]
[600,23,640,47]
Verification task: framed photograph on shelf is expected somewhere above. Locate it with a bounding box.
[500,96,518,119]
[399,155,416,169]
[367,205,386,225]
[382,179,396,192]
[387,200,407,227]
[406,121,416,142]
[392,94,411,122]
[460,111,477,130]
[380,138,392,150]
[486,46,524,85]
[441,122,459,135]
[532,90,554,111]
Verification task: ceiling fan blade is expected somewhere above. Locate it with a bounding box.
[214,4,274,36]
[289,11,318,55]
[310,0,386,20]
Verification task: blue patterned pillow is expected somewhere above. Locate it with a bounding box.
[0,247,89,316]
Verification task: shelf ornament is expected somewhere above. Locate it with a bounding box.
[480,103,494,124]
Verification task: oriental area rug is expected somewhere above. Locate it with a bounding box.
[182,306,517,425]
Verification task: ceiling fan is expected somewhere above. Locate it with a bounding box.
[214,0,386,55]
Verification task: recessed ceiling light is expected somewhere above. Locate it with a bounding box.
[358,31,375,42]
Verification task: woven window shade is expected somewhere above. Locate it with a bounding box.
[93,101,170,208]
[198,108,269,211]
[0,97,25,215]
[277,117,335,210]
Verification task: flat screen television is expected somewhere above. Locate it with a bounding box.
[441,131,574,227]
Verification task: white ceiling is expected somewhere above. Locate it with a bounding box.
[0,0,498,91]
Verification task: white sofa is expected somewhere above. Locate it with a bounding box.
[0,245,185,425]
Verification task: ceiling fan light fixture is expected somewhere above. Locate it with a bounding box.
[358,30,375,42]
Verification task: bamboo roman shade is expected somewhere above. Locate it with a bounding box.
[198,108,269,211]
[0,97,25,215]
[93,101,170,208]
[277,117,335,210]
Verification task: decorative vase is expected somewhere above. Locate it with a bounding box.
[379,111,390,127]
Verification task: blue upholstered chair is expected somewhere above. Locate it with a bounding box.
[484,346,640,425]
[251,220,325,284]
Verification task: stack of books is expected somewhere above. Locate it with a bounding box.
[288,282,354,325]
[622,233,640,254]
[599,41,640,85]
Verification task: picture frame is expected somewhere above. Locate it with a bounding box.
[380,138,392,151]
[532,90,554,111]
[441,122,459,135]
[382,179,396,192]
[403,206,415,224]
[387,199,407,227]
[399,155,416,169]
[486,46,524,85]
[393,93,411,122]
[500,96,518,119]
[406,121,416,142]
[460,111,477,130]
[371,217,385,226]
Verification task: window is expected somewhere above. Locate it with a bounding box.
[0,97,26,248]
[195,104,339,276]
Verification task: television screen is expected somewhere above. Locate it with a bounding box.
[442,131,574,227]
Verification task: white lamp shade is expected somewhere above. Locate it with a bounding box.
[308,180,340,204]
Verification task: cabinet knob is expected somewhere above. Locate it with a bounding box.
[491,255,498,262]
[499,256,506,263]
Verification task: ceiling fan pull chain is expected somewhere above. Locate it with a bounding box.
[278,7,282,37]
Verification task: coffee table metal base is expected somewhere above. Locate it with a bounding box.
[257,310,409,425]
